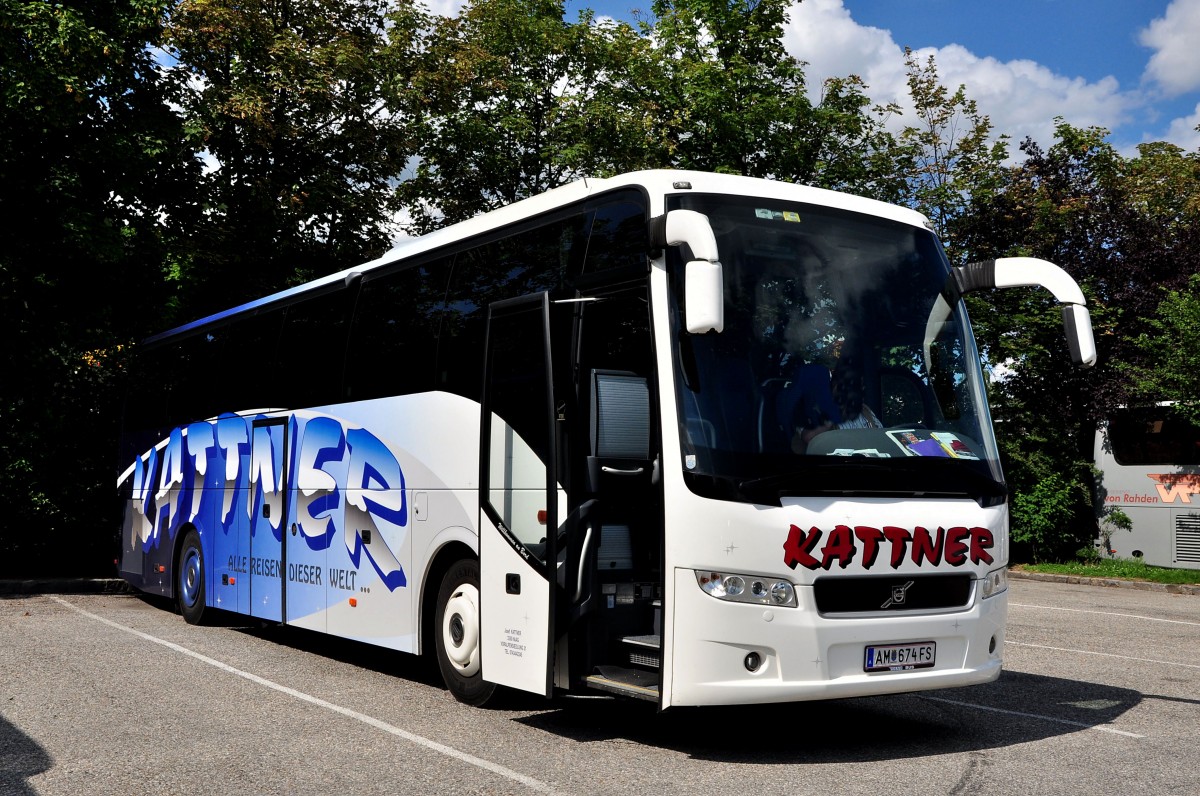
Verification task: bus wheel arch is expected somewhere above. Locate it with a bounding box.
[176,526,207,625]
[432,555,496,706]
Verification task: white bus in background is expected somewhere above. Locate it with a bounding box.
[116,170,1096,708]
[1095,406,1200,569]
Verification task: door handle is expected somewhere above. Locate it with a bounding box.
[601,466,644,475]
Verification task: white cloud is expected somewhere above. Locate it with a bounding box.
[1161,102,1200,150]
[783,0,1139,154]
[423,0,467,17]
[1139,0,1200,97]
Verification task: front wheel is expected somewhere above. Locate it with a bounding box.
[433,559,496,706]
[177,529,207,625]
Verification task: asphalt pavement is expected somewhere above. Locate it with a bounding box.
[1,577,1197,795]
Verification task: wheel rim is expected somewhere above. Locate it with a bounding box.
[442,582,481,677]
[180,545,202,608]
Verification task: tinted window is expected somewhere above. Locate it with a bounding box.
[166,328,227,425]
[438,216,585,400]
[279,286,357,409]
[1109,408,1200,465]
[345,260,449,402]
[582,198,648,277]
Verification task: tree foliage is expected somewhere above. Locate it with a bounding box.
[648,0,809,177]
[1127,274,1200,427]
[164,0,419,316]
[0,0,196,576]
[898,48,1008,242]
[398,0,631,232]
[647,0,905,197]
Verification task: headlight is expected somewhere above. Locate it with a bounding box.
[695,570,798,607]
[979,566,1008,599]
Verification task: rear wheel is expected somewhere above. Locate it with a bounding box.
[177,530,207,625]
[434,559,495,706]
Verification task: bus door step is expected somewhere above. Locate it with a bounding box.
[586,666,660,702]
[620,634,661,669]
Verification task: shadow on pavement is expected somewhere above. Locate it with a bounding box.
[0,714,52,795]
[510,669,1143,764]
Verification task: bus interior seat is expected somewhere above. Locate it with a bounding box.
[589,370,652,572]
[878,366,935,427]
[596,524,633,571]
[758,378,789,452]
[773,364,839,445]
[591,370,650,460]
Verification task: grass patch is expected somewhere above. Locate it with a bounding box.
[1015,558,1200,585]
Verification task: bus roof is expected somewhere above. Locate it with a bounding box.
[144,170,933,346]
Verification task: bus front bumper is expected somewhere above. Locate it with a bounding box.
[668,568,1006,707]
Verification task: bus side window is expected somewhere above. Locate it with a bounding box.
[223,310,286,413]
[159,330,224,429]
[438,215,587,400]
[1110,409,1200,466]
[344,259,448,403]
[581,198,649,278]
[279,286,357,409]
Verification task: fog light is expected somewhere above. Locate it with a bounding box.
[989,635,997,654]
[745,652,762,671]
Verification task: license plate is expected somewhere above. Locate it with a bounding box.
[864,641,936,672]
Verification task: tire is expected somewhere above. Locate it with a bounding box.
[177,529,207,625]
[433,559,496,706]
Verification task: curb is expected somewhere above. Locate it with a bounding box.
[0,578,131,596]
[1008,569,1200,596]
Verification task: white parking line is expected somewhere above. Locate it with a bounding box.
[918,695,1146,738]
[50,596,566,796]
[1007,640,1200,670]
[1010,602,1200,627]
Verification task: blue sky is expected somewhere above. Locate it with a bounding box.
[823,0,1199,151]
[548,0,1200,156]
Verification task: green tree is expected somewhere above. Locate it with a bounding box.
[398,0,909,229]
[399,0,644,232]
[0,0,196,576]
[947,120,1200,561]
[1127,273,1200,426]
[791,75,909,202]
[647,0,809,177]
[963,127,1120,561]
[165,0,419,317]
[898,48,1009,243]
[647,0,903,196]
[1011,471,1091,563]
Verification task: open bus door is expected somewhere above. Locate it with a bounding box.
[479,293,559,697]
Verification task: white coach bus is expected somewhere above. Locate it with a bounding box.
[1095,406,1200,569]
[116,170,1096,707]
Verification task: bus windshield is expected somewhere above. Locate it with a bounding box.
[667,193,1005,506]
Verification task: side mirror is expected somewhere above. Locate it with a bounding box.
[955,257,1097,368]
[651,210,724,334]
[685,260,724,334]
[1061,303,1097,368]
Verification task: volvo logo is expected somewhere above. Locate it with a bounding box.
[881,580,915,609]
